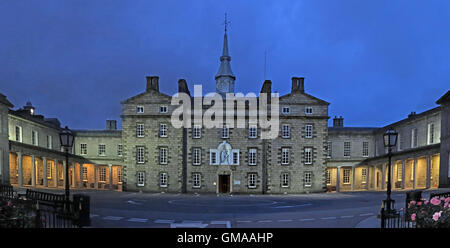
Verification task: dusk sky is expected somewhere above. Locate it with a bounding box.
[1,0,449,130]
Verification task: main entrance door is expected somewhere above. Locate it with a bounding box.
[218,175,230,193]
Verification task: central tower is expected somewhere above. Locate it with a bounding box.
[215,14,235,95]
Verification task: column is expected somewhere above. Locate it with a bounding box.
[351,166,356,191]
[381,163,386,190]
[366,166,370,190]
[53,159,58,187]
[79,163,84,188]
[109,164,113,189]
[426,156,431,189]
[31,155,36,187]
[401,160,406,189]
[336,166,341,192]
[71,163,76,188]
[43,157,48,187]
[17,152,23,186]
[413,158,417,189]
[372,165,377,190]
[94,164,98,189]
[63,160,67,189]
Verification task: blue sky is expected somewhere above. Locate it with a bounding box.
[0,0,449,130]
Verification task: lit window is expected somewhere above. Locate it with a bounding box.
[159,147,168,164]
[192,125,201,138]
[160,173,168,187]
[98,144,106,156]
[80,144,87,155]
[326,170,331,185]
[99,167,106,182]
[81,167,87,181]
[282,124,290,138]
[281,148,290,165]
[136,146,145,164]
[47,162,53,179]
[136,123,144,137]
[117,167,122,182]
[193,148,201,165]
[305,125,313,138]
[304,147,312,165]
[137,172,145,186]
[193,173,201,188]
[160,106,168,113]
[248,173,257,188]
[282,107,290,114]
[305,107,313,115]
[397,164,402,182]
[159,123,167,137]
[248,125,257,138]
[282,173,289,188]
[136,106,144,113]
[343,169,351,184]
[361,168,367,183]
[248,149,257,165]
[304,172,312,187]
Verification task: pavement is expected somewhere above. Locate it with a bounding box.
[11,186,450,228]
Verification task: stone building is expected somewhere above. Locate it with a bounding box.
[1,28,449,194]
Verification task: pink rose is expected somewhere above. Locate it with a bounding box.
[445,202,449,208]
[445,197,450,203]
[424,200,429,205]
[410,201,416,205]
[7,201,12,207]
[411,213,416,221]
[417,202,422,206]
[432,212,441,221]
[430,197,441,206]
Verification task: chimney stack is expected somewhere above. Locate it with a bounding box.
[291,77,305,93]
[178,79,190,96]
[106,120,117,130]
[408,112,416,118]
[146,76,159,92]
[333,116,344,127]
[260,80,272,94]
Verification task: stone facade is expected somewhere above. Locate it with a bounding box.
[0,94,13,184]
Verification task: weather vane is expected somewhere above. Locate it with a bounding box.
[223,13,231,33]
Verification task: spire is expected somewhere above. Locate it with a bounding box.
[215,13,235,81]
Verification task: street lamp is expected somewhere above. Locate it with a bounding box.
[383,128,398,213]
[60,126,74,203]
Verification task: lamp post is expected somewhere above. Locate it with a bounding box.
[59,126,74,203]
[383,129,398,213]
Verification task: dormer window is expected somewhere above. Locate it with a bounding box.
[136,106,144,114]
[160,106,168,113]
[305,107,313,115]
[282,107,291,114]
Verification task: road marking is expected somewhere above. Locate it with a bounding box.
[299,218,315,221]
[236,220,252,223]
[340,215,354,218]
[126,200,143,205]
[154,219,175,224]
[171,223,208,228]
[359,213,374,217]
[128,218,148,223]
[210,221,231,228]
[272,203,312,209]
[89,214,99,218]
[277,219,293,222]
[321,217,337,220]
[258,220,273,223]
[103,216,124,221]
[182,220,203,224]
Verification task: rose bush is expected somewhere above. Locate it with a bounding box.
[407,196,450,228]
[0,197,36,228]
